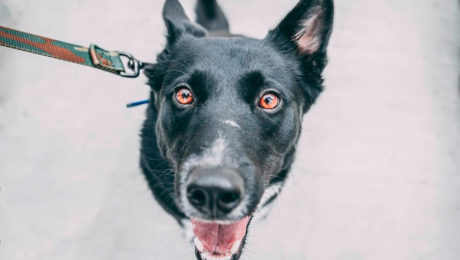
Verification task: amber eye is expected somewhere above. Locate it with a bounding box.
[258,92,280,110]
[175,87,194,105]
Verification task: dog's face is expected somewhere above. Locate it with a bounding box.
[141,0,333,259]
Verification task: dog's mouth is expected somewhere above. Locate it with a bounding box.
[192,216,250,260]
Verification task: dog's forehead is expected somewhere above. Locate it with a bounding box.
[172,37,288,73]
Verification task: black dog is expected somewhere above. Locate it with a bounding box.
[141,0,333,259]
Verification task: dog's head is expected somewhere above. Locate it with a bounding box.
[141,0,333,259]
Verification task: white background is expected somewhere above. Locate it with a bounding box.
[0,0,459,259]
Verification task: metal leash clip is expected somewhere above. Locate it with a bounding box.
[117,51,146,78]
[89,44,146,78]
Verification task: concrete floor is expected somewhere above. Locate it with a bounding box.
[0,0,459,259]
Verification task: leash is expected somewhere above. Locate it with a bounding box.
[0,25,150,106]
[0,25,146,78]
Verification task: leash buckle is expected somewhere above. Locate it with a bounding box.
[89,44,145,78]
[117,51,145,78]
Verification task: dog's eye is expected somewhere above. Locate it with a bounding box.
[175,87,194,105]
[258,92,280,110]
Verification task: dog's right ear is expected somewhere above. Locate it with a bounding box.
[163,0,207,45]
[143,0,207,94]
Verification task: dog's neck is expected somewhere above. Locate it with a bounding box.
[140,105,187,221]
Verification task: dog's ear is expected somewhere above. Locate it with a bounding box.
[268,0,333,56]
[163,0,207,45]
[144,1,207,94]
[266,0,334,112]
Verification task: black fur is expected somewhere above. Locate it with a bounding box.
[141,0,333,259]
[195,0,230,32]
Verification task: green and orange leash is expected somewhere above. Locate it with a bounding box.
[0,25,150,107]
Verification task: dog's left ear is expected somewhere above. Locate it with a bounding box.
[163,0,207,45]
[266,0,334,111]
[268,0,334,56]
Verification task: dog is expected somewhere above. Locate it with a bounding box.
[140,0,334,259]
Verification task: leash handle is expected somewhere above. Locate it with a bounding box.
[0,26,144,78]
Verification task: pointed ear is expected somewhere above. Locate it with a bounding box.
[266,0,334,113]
[163,0,207,45]
[268,0,334,56]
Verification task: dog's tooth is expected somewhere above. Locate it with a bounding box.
[201,254,231,260]
[231,240,241,254]
[194,237,205,252]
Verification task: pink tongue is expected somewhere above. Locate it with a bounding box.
[192,217,249,254]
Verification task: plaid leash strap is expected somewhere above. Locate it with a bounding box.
[0,25,143,78]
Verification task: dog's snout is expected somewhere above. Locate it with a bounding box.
[186,167,244,218]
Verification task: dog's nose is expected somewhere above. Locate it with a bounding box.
[186,167,244,218]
